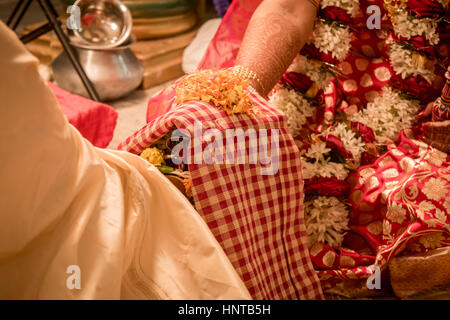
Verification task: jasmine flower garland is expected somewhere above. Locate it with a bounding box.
[388,41,436,83]
[350,87,421,143]
[304,141,331,160]
[312,20,352,62]
[320,123,366,165]
[269,87,315,137]
[287,55,334,90]
[301,141,349,180]
[304,196,350,247]
[320,0,360,17]
[302,159,349,180]
[390,8,440,45]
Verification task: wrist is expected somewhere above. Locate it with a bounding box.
[231,65,266,96]
[249,79,265,96]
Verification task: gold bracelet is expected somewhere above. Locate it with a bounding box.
[231,65,266,94]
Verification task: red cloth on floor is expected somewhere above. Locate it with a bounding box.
[48,81,118,148]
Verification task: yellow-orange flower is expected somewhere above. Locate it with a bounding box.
[175,69,258,117]
[183,178,192,198]
[140,147,165,167]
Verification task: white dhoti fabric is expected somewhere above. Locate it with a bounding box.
[0,22,250,300]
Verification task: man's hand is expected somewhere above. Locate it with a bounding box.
[419,101,450,153]
[235,0,318,96]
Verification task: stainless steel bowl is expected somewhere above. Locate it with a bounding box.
[72,0,132,49]
[52,40,143,101]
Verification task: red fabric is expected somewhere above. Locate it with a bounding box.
[304,177,350,198]
[280,72,314,94]
[316,131,450,286]
[337,55,394,108]
[351,121,376,143]
[390,73,434,101]
[301,44,340,66]
[321,134,354,160]
[198,0,262,70]
[118,85,323,300]
[48,82,118,148]
[146,84,178,123]
[320,7,353,25]
[407,0,446,18]
[310,243,374,270]
[350,29,389,59]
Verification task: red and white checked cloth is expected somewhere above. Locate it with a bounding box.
[117,88,323,300]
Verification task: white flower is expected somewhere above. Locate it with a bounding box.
[288,55,333,89]
[321,0,360,17]
[391,9,440,46]
[350,87,420,143]
[302,140,349,180]
[305,196,350,247]
[304,142,331,161]
[312,20,352,62]
[269,87,315,137]
[320,123,366,165]
[388,41,436,83]
[302,157,349,180]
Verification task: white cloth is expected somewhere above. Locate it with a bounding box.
[0,21,250,300]
[182,18,222,73]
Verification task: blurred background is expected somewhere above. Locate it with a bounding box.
[0,0,227,147]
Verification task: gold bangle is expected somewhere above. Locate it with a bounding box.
[231,65,266,94]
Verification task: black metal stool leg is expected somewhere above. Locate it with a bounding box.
[20,22,53,44]
[7,0,32,30]
[36,0,101,101]
[46,0,60,17]
[6,0,23,26]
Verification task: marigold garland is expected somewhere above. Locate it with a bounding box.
[140,147,165,166]
[175,68,258,117]
[183,178,193,198]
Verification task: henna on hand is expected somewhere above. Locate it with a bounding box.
[235,0,317,97]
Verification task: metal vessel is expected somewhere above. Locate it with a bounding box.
[52,39,143,101]
[71,0,133,49]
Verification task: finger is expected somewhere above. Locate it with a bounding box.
[423,120,450,130]
[418,102,434,118]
